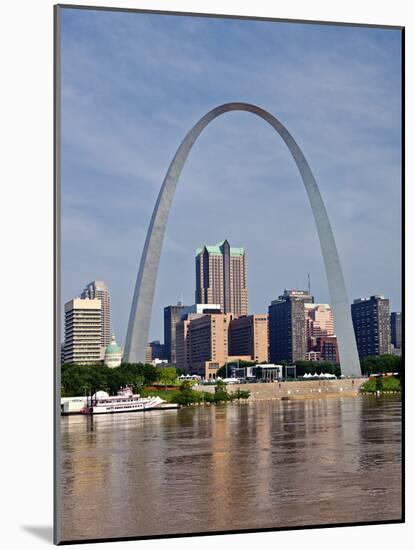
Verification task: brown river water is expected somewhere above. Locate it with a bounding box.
[60,395,402,542]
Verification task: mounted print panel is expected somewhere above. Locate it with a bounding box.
[54,4,404,545]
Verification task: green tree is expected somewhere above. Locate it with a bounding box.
[360,355,402,376]
[61,361,162,397]
[214,379,229,402]
[157,367,178,386]
[230,388,250,400]
[175,380,199,405]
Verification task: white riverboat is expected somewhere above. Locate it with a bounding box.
[81,386,168,415]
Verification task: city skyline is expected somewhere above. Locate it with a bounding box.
[63,270,400,358]
[61,10,401,345]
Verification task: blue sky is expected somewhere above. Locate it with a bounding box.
[60,8,402,345]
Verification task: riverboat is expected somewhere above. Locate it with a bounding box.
[80,386,168,415]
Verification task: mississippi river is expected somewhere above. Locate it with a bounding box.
[60,395,402,541]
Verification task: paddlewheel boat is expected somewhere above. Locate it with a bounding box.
[80,386,165,415]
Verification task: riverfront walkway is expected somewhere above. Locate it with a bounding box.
[196,378,367,401]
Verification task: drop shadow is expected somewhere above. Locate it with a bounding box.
[21,525,53,543]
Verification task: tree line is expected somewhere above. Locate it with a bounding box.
[61,355,402,397]
[359,354,402,376]
[286,355,402,377]
[61,362,183,397]
[216,354,402,379]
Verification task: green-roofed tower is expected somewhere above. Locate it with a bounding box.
[195,239,248,316]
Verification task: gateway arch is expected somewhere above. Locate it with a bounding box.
[124,102,360,376]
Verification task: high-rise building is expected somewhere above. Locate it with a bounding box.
[351,295,391,358]
[390,312,402,350]
[163,303,189,363]
[145,344,152,364]
[64,298,102,364]
[316,335,339,363]
[268,290,314,363]
[304,302,336,360]
[175,304,221,370]
[176,313,204,371]
[186,313,251,379]
[146,340,167,362]
[195,239,248,316]
[229,314,269,363]
[304,303,334,345]
[188,313,232,377]
[81,281,111,348]
[180,303,222,317]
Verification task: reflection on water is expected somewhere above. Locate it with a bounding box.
[60,396,401,541]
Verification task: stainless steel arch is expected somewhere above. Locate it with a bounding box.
[124,102,360,376]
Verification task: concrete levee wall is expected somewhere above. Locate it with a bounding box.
[195,378,367,401]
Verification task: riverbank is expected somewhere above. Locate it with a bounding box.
[360,375,401,394]
[195,378,367,401]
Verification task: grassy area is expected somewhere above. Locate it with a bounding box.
[360,376,401,394]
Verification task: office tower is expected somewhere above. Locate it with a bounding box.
[176,313,203,371]
[145,344,152,364]
[175,304,222,371]
[188,313,232,378]
[147,340,167,361]
[351,295,391,358]
[304,303,334,346]
[180,303,222,317]
[229,314,269,363]
[163,303,189,363]
[195,239,248,316]
[316,335,339,363]
[186,313,251,379]
[390,312,402,350]
[175,318,189,371]
[81,281,111,348]
[64,298,102,364]
[268,290,314,363]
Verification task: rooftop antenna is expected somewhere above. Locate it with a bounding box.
[308,272,311,295]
